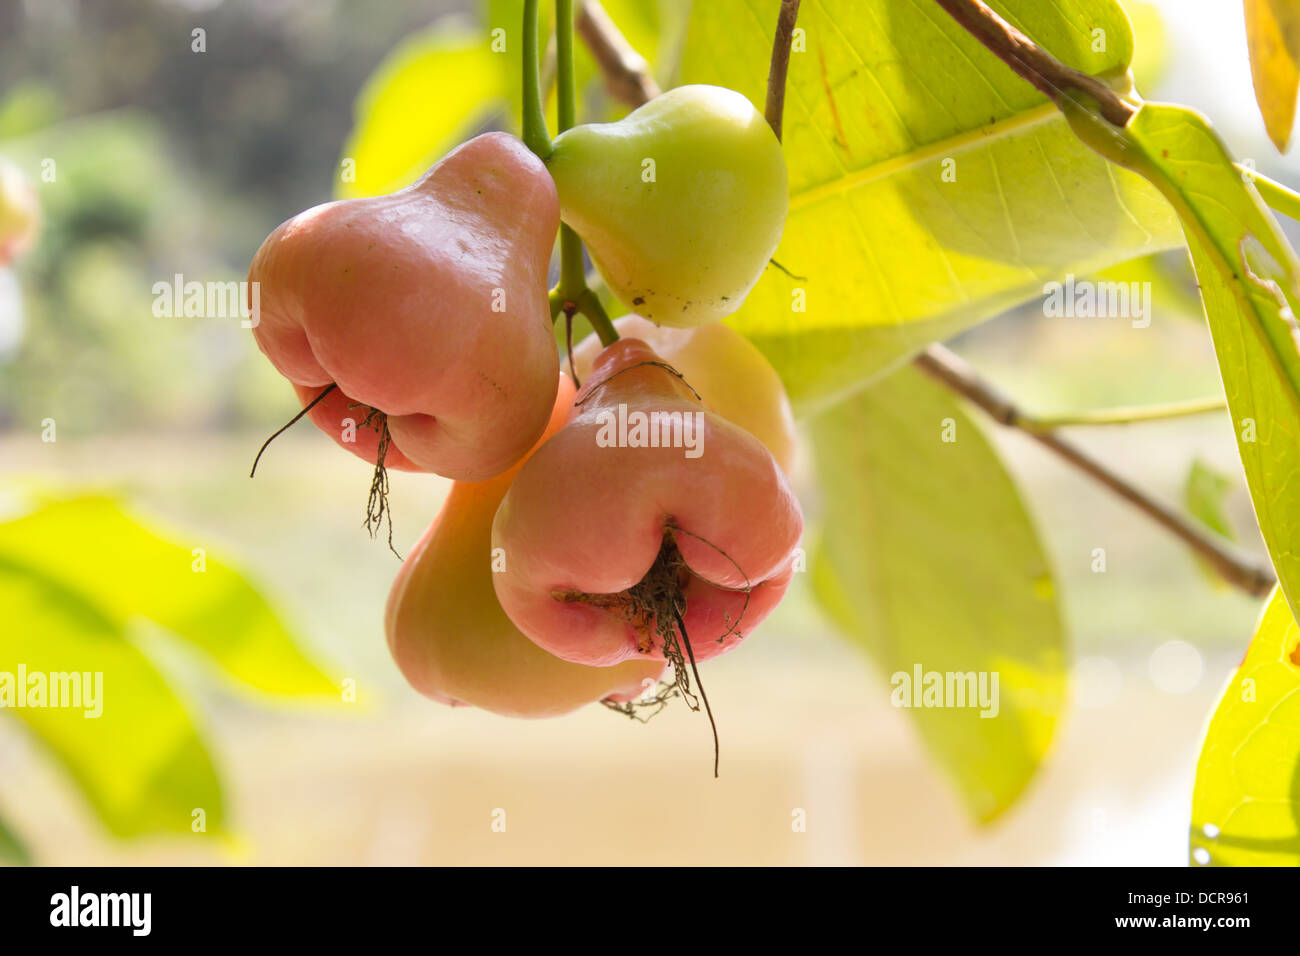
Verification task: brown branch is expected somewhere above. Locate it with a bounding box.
[576,0,659,108]
[765,0,802,140]
[932,0,1136,126]
[914,344,1278,599]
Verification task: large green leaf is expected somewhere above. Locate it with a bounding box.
[809,364,1065,822]
[1191,587,1300,866]
[0,567,224,838]
[0,496,335,697]
[681,0,1183,414]
[1067,99,1300,635]
[0,495,334,843]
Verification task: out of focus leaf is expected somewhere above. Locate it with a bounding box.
[1191,587,1300,865]
[337,21,506,199]
[810,364,1065,822]
[1121,0,1169,92]
[1244,0,1300,152]
[1088,250,1205,322]
[0,496,335,697]
[0,567,224,838]
[1184,459,1237,541]
[0,810,31,865]
[0,494,335,843]
[681,0,1182,414]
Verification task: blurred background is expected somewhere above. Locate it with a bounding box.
[0,0,1289,864]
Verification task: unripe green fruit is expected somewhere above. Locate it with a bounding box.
[547,85,787,327]
[0,160,40,264]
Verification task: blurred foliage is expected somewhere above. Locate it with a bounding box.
[341,1,686,200]
[337,22,507,199]
[0,0,474,435]
[1243,0,1300,153]
[811,366,1064,823]
[1185,459,1236,543]
[0,810,31,864]
[0,491,336,848]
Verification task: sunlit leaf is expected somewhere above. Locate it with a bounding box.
[681,0,1183,414]
[1069,99,1300,632]
[809,364,1065,822]
[0,496,335,697]
[337,21,506,199]
[0,566,225,838]
[1191,587,1300,866]
[1244,0,1300,152]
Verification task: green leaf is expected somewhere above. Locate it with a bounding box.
[0,496,335,697]
[1191,587,1300,866]
[337,21,506,199]
[0,566,224,838]
[809,364,1065,822]
[1070,99,1300,635]
[1244,0,1300,152]
[1184,458,1236,541]
[0,810,32,865]
[681,0,1183,414]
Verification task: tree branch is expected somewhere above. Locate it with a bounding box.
[765,0,802,140]
[1020,396,1227,430]
[578,2,1274,599]
[576,0,659,108]
[932,0,1136,126]
[914,345,1277,599]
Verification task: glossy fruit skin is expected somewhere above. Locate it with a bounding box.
[546,85,787,328]
[492,338,803,667]
[571,314,797,475]
[249,132,560,481]
[0,160,40,265]
[386,374,664,718]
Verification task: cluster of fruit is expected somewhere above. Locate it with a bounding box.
[248,85,804,731]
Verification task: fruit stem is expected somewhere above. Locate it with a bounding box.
[551,0,619,347]
[556,0,577,133]
[576,288,619,347]
[522,0,552,159]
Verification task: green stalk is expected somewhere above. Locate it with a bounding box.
[577,288,619,347]
[1020,396,1227,430]
[556,0,577,133]
[521,0,551,159]
[552,0,619,345]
